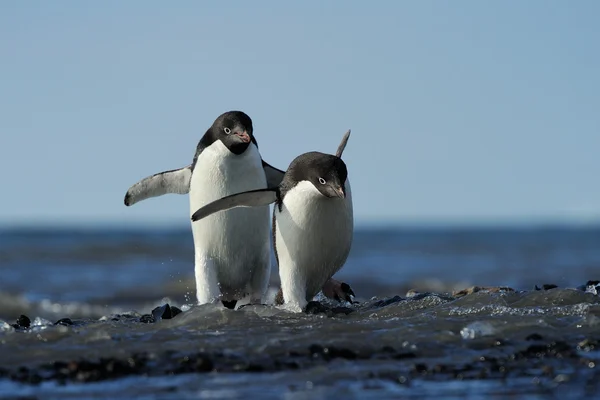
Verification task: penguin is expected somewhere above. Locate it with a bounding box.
[190,130,354,312]
[125,111,283,308]
[124,112,354,309]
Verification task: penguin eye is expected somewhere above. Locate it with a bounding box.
[318,177,326,184]
[224,127,231,134]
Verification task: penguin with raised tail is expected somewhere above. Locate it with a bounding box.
[124,111,354,309]
[191,130,354,312]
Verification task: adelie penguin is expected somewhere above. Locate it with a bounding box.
[191,130,354,312]
[124,111,354,309]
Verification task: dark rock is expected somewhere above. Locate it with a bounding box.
[241,363,265,372]
[308,344,358,360]
[328,347,358,360]
[171,306,182,317]
[586,280,600,286]
[16,315,31,329]
[517,341,574,359]
[577,339,599,352]
[394,352,417,360]
[139,314,155,324]
[535,284,558,291]
[54,318,73,326]
[173,354,213,373]
[372,295,404,308]
[330,306,354,315]
[151,304,182,321]
[304,301,354,317]
[309,344,325,356]
[526,333,544,341]
[304,301,328,314]
[412,363,428,374]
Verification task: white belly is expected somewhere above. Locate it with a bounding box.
[275,179,354,309]
[189,141,271,302]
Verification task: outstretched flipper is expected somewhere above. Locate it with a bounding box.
[191,188,278,222]
[336,129,351,158]
[124,166,192,206]
[262,160,285,187]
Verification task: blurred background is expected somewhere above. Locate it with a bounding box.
[1,2,599,320]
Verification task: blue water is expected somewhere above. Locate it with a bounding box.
[1,226,599,308]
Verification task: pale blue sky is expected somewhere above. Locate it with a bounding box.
[1,2,599,227]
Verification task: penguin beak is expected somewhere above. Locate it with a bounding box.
[234,131,251,144]
[333,184,346,198]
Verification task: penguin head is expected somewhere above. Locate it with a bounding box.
[210,111,255,155]
[287,152,348,199]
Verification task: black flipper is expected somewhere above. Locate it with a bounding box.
[124,166,192,206]
[336,129,351,158]
[191,188,278,222]
[262,160,285,187]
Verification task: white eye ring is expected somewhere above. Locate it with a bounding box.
[224,127,231,134]
[318,177,326,184]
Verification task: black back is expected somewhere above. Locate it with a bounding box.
[191,111,258,171]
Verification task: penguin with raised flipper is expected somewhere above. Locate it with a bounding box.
[125,111,281,308]
[191,130,354,312]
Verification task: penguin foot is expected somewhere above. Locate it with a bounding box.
[322,278,356,303]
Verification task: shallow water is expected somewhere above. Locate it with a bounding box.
[1,226,600,399]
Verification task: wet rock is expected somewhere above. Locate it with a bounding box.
[15,314,31,329]
[411,363,428,374]
[54,318,73,326]
[39,353,152,383]
[526,333,544,341]
[151,304,182,321]
[372,295,404,308]
[331,306,354,315]
[102,313,141,322]
[308,344,359,360]
[304,301,354,316]
[577,339,599,352]
[394,352,417,360]
[534,284,558,291]
[516,340,574,359]
[139,314,155,324]
[453,286,515,297]
[172,354,214,373]
[305,301,328,314]
[233,362,267,372]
